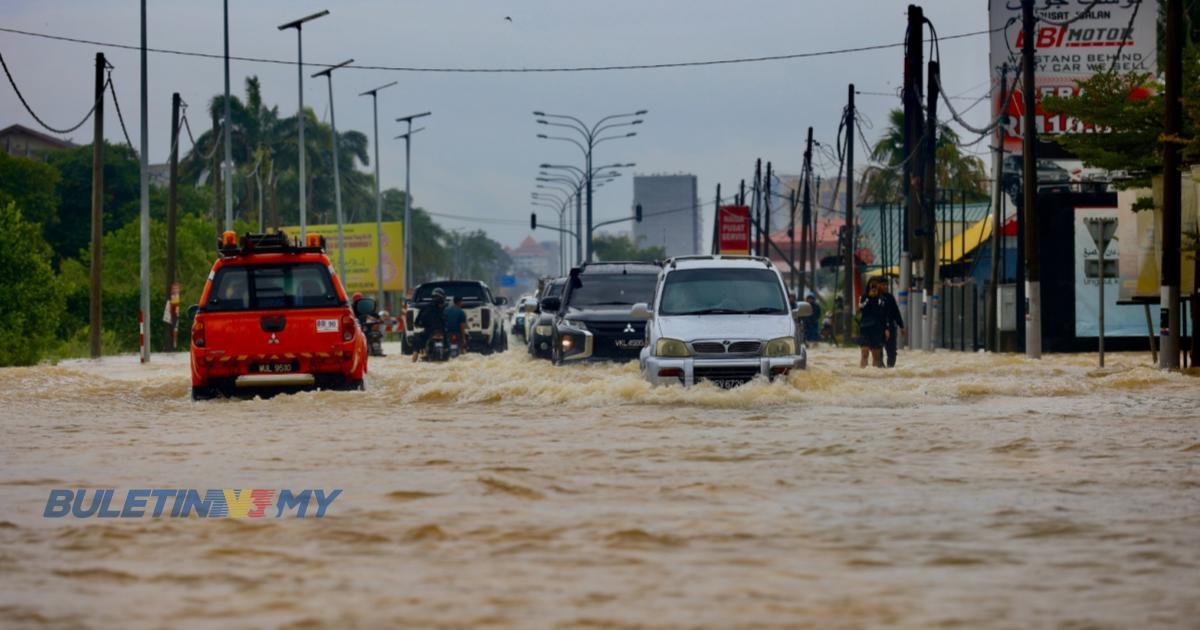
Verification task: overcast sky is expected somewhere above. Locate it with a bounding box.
[2,1,993,248]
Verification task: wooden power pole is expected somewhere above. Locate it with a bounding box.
[88,52,106,359]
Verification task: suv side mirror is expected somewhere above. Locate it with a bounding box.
[494,296,509,306]
[792,302,813,320]
[630,303,653,320]
[540,296,561,313]
[354,297,377,317]
[186,304,200,320]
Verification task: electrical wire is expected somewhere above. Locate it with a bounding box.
[0,48,100,135]
[1106,0,1143,74]
[934,64,1022,136]
[0,24,1002,74]
[106,76,134,148]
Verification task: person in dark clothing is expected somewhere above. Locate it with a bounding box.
[443,295,469,351]
[858,284,887,368]
[412,288,448,361]
[873,277,905,367]
[803,294,822,344]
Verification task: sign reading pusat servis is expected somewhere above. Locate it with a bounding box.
[988,0,1157,154]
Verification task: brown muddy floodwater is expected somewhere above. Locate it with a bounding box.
[0,345,1198,629]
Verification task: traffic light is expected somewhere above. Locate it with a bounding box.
[635,203,643,222]
[530,213,537,230]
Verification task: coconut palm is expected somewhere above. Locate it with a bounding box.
[862,108,989,203]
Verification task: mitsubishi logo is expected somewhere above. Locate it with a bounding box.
[267,333,280,345]
[623,323,636,334]
[722,340,731,347]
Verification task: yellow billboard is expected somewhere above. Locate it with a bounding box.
[284,222,404,293]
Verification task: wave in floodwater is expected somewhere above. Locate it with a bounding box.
[0,344,1190,411]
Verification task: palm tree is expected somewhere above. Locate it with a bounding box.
[862,108,989,203]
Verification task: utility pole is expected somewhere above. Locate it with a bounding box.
[1021,0,1042,358]
[1160,0,1183,369]
[788,188,797,294]
[711,183,721,254]
[212,110,222,239]
[751,159,762,256]
[987,63,1009,352]
[764,161,773,260]
[924,61,939,350]
[800,127,814,299]
[165,92,181,352]
[139,0,150,363]
[902,4,924,351]
[222,0,233,231]
[811,176,821,300]
[88,52,106,359]
[845,84,856,322]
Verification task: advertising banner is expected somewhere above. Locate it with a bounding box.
[988,0,1158,155]
[283,222,404,293]
[718,206,751,255]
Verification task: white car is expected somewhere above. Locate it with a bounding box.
[634,256,811,387]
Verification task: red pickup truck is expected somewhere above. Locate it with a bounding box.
[189,231,369,399]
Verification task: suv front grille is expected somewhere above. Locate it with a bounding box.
[689,341,763,355]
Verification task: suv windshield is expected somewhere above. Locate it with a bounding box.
[413,282,489,303]
[207,263,338,311]
[568,273,657,308]
[659,268,788,316]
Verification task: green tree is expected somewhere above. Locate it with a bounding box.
[0,202,63,365]
[0,151,60,230]
[862,109,989,203]
[444,230,513,287]
[381,187,451,284]
[594,233,666,261]
[43,142,141,263]
[1042,46,1199,188]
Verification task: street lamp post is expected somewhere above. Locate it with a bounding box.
[278,9,329,240]
[312,59,354,281]
[534,110,646,261]
[396,112,431,294]
[541,162,633,265]
[360,81,397,308]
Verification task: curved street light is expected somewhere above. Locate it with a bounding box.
[534,109,648,261]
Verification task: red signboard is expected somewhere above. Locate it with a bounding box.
[718,205,750,255]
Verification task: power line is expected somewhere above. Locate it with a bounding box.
[106,77,133,148]
[0,48,100,135]
[0,24,1000,74]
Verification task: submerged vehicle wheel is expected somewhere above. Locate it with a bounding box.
[191,385,217,401]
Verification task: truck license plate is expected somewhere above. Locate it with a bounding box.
[253,362,296,374]
[614,339,644,349]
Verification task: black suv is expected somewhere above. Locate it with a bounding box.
[542,261,662,364]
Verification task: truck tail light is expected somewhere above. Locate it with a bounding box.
[658,368,682,377]
[192,320,205,348]
[341,315,355,342]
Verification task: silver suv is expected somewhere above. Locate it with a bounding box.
[633,256,811,387]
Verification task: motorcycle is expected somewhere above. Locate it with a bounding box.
[352,296,386,357]
[421,332,462,362]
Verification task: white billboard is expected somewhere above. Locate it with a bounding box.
[988,0,1158,154]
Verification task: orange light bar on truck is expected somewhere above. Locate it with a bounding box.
[306,233,322,248]
[222,231,238,247]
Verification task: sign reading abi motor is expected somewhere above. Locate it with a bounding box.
[989,0,1157,154]
[718,205,751,255]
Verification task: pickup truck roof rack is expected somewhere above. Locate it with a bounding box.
[666,255,773,269]
[217,230,327,258]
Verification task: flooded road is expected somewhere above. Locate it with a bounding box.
[1,345,1197,629]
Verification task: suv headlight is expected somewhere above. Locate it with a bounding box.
[764,337,796,357]
[564,319,587,331]
[535,325,553,336]
[655,338,691,357]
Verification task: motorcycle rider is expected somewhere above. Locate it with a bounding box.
[411,288,448,362]
[443,295,469,354]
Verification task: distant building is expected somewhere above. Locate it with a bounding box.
[0,123,75,160]
[632,174,700,258]
[507,236,561,280]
